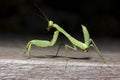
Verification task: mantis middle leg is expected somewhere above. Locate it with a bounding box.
[64,44,77,68]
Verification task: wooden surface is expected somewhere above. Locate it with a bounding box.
[0,34,120,79]
[0,59,120,80]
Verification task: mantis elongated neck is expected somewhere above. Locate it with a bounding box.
[50,30,59,46]
[52,24,87,50]
[53,24,71,39]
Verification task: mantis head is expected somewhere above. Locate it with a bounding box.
[47,20,54,31]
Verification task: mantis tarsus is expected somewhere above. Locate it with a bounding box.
[25,8,107,68]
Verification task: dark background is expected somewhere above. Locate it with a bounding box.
[0,0,119,38]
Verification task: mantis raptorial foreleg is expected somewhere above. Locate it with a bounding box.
[25,30,59,58]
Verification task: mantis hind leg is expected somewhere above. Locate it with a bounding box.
[90,39,111,68]
[90,39,106,64]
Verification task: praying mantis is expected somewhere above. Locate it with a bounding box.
[25,7,107,68]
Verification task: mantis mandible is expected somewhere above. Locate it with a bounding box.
[25,7,107,68]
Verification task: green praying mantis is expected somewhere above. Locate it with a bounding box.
[25,8,107,67]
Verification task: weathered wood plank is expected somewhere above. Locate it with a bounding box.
[0,36,120,80]
[0,59,120,80]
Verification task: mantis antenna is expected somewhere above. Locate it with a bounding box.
[34,3,49,22]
